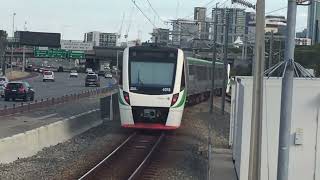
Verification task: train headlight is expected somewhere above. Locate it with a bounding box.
[123,91,130,105]
[171,93,179,106]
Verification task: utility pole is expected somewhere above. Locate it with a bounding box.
[268,31,274,69]
[209,3,219,114]
[248,0,265,179]
[277,0,297,180]
[221,10,229,115]
[22,45,25,72]
[10,13,16,73]
[0,31,7,76]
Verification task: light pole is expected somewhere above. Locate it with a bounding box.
[10,12,16,73]
[116,50,123,77]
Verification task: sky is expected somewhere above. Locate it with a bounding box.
[0,0,309,42]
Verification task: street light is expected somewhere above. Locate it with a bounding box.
[10,12,16,73]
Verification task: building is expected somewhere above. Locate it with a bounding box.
[295,38,312,46]
[194,7,207,21]
[245,12,256,43]
[172,19,200,48]
[246,13,287,42]
[265,15,287,34]
[84,31,118,47]
[307,1,320,44]
[171,7,210,48]
[296,28,308,38]
[212,8,246,45]
[151,28,170,45]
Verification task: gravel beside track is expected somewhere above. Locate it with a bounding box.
[0,98,230,180]
[0,120,133,180]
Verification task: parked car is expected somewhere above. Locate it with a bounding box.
[85,74,100,87]
[43,71,55,82]
[4,81,35,101]
[105,73,113,78]
[97,70,105,77]
[70,70,78,78]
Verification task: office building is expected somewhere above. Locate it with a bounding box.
[84,31,118,47]
[151,28,170,45]
[307,1,320,44]
[212,8,246,45]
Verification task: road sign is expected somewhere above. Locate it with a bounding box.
[68,50,85,59]
[34,48,84,59]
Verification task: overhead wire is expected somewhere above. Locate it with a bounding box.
[266,6,287,15]
[131,0,158,29]
[145,0,164,23]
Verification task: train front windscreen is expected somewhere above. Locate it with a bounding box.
[128,50,177,95]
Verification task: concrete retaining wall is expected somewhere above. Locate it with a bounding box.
[0,109,101,164]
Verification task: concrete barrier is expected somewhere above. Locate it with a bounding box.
[0,109,101,164]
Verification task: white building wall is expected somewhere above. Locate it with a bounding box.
[231,77,320,180]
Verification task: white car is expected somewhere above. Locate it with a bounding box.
[70,70,78,78]
[105,73,113,78]
[86,68,93,73]
[43,71,55,82]
[0,76,9,86]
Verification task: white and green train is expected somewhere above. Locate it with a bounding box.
[118,46,225,130]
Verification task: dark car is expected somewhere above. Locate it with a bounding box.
[4,81,35,101]
[97,70,106,77]
[85,74,100,87]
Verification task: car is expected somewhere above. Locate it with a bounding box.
[86,68,93,73]
[85,74,100,87]
[0,84,5,98]
[87,72,96,75]
[0,76,9,87]
[57,66,64,72]
[39,68,45,73]
[43,71,55,82]
[70,70,78,78]
[4,81,35,101]
[97,70,106,76]
[25,65,33,72]
[105,73,113,78]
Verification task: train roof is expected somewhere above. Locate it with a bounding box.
[186,57,224,66]
[129,45,179,53]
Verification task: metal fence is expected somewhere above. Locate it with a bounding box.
[0,87,118,117]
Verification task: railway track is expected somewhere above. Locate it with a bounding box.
[79,132,164,180]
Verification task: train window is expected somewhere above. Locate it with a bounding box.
[198,66,207,80]
[189,65,195,75]
[180,66,185,89]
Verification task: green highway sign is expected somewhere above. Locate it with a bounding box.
[34,48,85,59]
[69,51,85,59]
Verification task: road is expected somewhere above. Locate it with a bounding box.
[0,72,115,109]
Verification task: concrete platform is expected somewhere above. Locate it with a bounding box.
[211,148,238,180]
[0,91,117,163]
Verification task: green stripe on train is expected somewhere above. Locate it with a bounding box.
[187,57,224,66]
[172,90,187,108]
[118,89,128,106]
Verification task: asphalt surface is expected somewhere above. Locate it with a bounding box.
[0,72,115,109]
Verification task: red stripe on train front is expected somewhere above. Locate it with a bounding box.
[122,123,179,130]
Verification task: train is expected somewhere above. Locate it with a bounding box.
[118,46,226,130]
